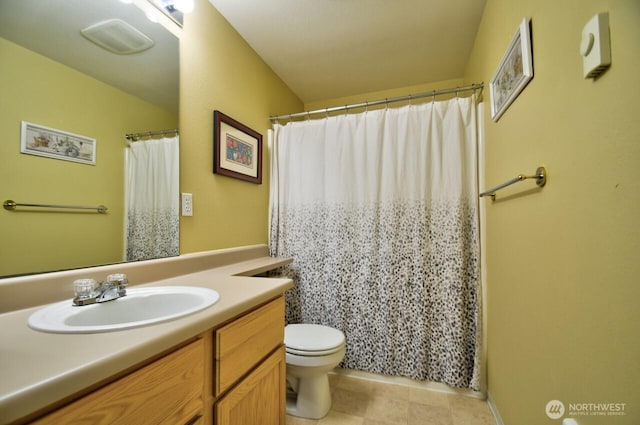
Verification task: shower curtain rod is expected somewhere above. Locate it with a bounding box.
[125,128,179,141]
[269,82,484,122]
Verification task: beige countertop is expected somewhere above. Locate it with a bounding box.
[0,245,293,424]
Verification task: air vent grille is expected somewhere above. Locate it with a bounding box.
[81,19,154,55]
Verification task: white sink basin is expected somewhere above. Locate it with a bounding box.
[28,286,220,333]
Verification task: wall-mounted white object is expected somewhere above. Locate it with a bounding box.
[580,12,611,78]
[181,193,193,216]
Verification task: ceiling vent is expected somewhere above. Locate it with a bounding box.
[81,19,154,55]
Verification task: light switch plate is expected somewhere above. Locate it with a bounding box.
[181,193,193,216]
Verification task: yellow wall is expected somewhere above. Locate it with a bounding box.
[0,37,177,276]
[178,0,302,253]
[464,0,639,424]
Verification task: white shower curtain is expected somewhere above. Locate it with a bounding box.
[125,136,179,261]
[269,97,481,389]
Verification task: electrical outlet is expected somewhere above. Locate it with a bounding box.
[181,193,193,216]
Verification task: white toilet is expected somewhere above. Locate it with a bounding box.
[285,323,346,419]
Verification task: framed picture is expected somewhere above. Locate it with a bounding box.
[489,17,533,122]
[213,110,262,184]
[20,121,96,165]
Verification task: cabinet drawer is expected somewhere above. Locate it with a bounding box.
[215,346,286,425]
[215,296,284,395]
[33,338,204,425]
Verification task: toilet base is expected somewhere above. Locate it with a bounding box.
[285,373,332,419]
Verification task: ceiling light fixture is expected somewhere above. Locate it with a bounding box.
[172,0,194,13]
[145,10,161,23]
[143,0,194,27]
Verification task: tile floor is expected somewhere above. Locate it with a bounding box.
[286,373,496,425]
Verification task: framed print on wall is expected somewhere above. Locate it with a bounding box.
[213,110,262,184]
[20,121,96,165]
[489,17,533,122]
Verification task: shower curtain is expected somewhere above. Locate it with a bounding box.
[125,136,179,261]
[269,97,481,389]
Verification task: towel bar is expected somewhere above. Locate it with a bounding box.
[479,166,546,200]
[3,200,108,213]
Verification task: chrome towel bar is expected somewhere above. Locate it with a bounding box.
[479,166,546,200]
[3,200,107,213]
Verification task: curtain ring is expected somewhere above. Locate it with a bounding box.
[325,108,329,119]
[432,90,436,104]
[307,111,311,121]
[365,101,369,113]
[288,114,293,123]
[456,87,460,98]
[408,94,412,106]
[385,98,388,110]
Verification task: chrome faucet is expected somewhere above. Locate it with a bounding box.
[73,274,128,306]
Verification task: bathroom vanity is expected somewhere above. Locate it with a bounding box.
[0,245,292,425]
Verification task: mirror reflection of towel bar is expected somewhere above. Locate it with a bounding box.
[3,200,107,213]
[479,166,546,200]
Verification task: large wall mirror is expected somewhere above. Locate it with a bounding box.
[0,0,180,277]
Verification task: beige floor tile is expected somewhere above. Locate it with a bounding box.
[369,380,410,400]
[332,387,371,417]
[409,387,451,408]
[409,403,453,425]
[336,375,373,394]
[362,419,401,425]
[329,372,342,388]
[448,394,490,412]
[364,395,409,424]
[448,394,494,425]
[287,414,319,425]
[450,411,495,425]
[290,373,494,425]
[317,411,365,425]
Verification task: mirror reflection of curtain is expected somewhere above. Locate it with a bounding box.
[125,136,179,261]
[269,96,481,389]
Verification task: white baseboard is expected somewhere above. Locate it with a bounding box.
[487,392,505,425]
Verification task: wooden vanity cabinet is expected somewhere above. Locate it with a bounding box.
[29,296,286,425]
[214,296,286,425]
[32,338,205,425]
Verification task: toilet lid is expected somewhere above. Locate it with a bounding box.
[285,324,345,355]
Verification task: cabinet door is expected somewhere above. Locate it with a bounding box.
[33,339,204,425]
[215,296,284,395]
[215,346,285,425]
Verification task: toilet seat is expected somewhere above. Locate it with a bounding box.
[285,324,345,357]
